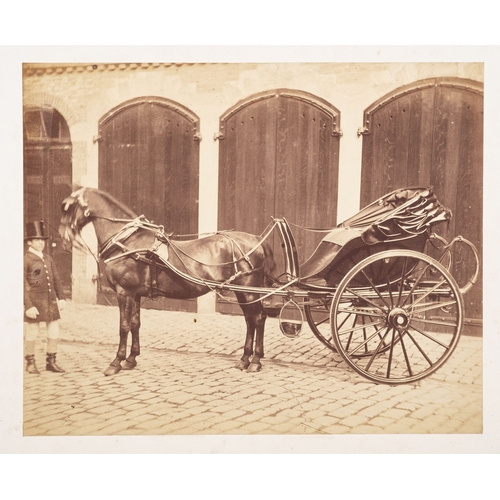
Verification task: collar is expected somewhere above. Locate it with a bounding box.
[28,247,44,260]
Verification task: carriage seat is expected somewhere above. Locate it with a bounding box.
[299,228,361,281]
[292,186,451,283]
[273,217,361,282]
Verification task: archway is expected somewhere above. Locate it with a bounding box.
[359,77,483,326]
[217,89,341,313]
[23,106,73,296]
[97,96,200,311]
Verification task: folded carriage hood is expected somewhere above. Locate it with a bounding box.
[340,187,451,245]
[299,187,451,282]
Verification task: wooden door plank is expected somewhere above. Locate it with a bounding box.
[360,80,483,324]
[98,100,200,312]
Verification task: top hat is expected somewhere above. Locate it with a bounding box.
[25,221,49,240]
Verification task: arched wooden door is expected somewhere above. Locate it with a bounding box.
[98,96,200,311]
[217,89,341,313]
[23,107,73,297]
[359,77,483,327]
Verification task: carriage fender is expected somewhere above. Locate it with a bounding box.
[299,227,362,280]
[321,227,362,247]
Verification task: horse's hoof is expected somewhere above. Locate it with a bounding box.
[122,359,137,370]
[104,363,122,376]
[235,360,250,371]
[247,362,262,373]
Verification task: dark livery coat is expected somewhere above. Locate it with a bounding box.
[24,251,65,323]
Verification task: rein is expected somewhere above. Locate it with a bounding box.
[63,195,281,304]
[165,221,278,269]
[82,208,277,268]
[285,219,336,233]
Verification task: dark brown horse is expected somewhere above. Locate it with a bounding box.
[59,187,276,376]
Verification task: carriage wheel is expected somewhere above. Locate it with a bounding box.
[305,296,395,356]
[305,296,395,355]
[330,250,464,385]
[304,296,337,351]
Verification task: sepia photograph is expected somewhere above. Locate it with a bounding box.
[1,44,499,463]
[19,58,484,438]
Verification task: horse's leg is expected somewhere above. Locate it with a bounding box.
[104,292,133,376]
[235,294,255,370]
[235,293,268,372]
[246,300,267,373]
[123,297,141,370]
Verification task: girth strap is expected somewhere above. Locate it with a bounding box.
[146,250,159,299]
[146,235,166,300]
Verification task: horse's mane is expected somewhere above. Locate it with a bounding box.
[88,188,138,219]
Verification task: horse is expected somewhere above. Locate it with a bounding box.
[59,186,276,376]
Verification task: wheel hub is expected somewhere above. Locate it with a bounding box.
[387,307,410,330]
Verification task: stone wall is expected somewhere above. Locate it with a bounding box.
[22,62,484,308]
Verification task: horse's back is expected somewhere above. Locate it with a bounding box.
[172,230,275,284]
[179,231,267,254]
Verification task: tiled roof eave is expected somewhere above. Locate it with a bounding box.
[22,62,194,77]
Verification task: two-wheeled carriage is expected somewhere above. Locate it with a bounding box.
[60,186,479,385]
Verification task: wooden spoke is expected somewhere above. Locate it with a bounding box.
[330,250,464,384]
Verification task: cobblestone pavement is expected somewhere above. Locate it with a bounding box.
[23,301,482,436]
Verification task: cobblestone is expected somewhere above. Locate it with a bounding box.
[338,414,371,428]
[22,301,483,436]
[380,408,411,420]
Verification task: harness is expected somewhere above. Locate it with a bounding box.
[97,216,163,258]
[99,218,273,300]
[61,188,287,304]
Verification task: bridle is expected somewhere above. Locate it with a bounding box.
[60,187,281,291]
[61,188,100,262]
[60,187,285,306]
[61,188,166,264]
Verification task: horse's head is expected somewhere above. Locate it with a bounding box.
[59,187,92,251]
[59,186,139,252]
